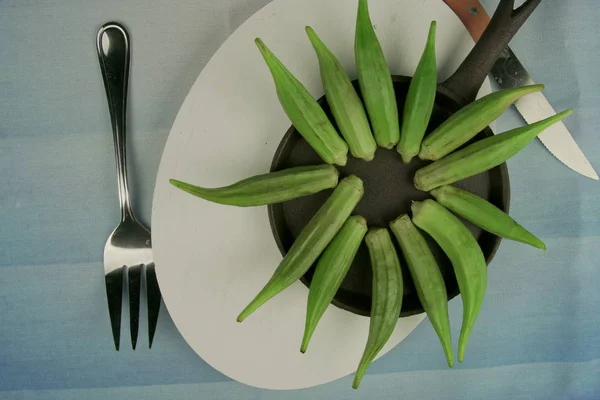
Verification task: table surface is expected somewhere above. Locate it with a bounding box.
[1,0,599,399]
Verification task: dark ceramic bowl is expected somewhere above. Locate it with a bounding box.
[268,0,539,317]
[268,77,509,317]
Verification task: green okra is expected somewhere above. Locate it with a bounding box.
[306,26,377,161]
[431,185,546,250]
[389,214,453,367]
[414,109,574,192]
[355,0,399,149]
[255,38,348,166]
[397,21,437,164]
[237,176,364,322]
[353,228,403,389]
[301,215,368,353]
[419,84,545,161]
[412,200,486,363]
[170,165,339,207]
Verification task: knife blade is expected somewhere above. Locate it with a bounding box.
[443,0,598,180]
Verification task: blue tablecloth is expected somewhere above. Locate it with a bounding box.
[1,0,599,398]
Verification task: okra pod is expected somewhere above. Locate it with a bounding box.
[414,109,574,191]
[412,200,486,362]
[389,214,454,367]
[237,176,364,322]
[397,21,437,164]
[419,84,545,161]
[255,38,348,166]
[353,228,403,389]
[301,215,368,353]
[306,26,377,161]
[431,185,545,250]
[170,165,339,207]
[355,0,400,149]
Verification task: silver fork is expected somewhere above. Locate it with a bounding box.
[97,22,161,350]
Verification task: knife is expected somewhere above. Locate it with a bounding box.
[443,0,599,180]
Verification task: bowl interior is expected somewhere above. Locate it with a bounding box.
[268,76,510,317]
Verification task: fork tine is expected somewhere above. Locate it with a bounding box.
[145,262,161,348]
[105,267,125,351]
[128,265,142,350]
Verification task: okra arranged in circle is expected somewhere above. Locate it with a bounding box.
[397,21,437,164]
[237,176,364,322]
[412,200,486,363]
[389,214,454,367]
[353,228,403,389]
[306,26,377,161]
[301,215,368,353]
[414,109,574,192]
[255,38,349,166]
[355,0,399,149]
[170,165,339,207]
[431,185,546,250]
[419,84,545,161]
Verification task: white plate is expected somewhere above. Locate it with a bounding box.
[152,0,491,390]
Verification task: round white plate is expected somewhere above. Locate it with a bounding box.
[152,0,491,390]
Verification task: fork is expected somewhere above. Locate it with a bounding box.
[97,22,161,350]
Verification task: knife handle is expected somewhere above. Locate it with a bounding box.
[442,0,491,41]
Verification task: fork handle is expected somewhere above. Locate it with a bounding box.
[97,22,134,221]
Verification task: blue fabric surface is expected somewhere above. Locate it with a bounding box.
[1,0,599,398]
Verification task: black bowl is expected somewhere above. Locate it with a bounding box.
[268,76,510,317]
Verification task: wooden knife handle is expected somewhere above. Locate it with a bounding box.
[442,0,491,41]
